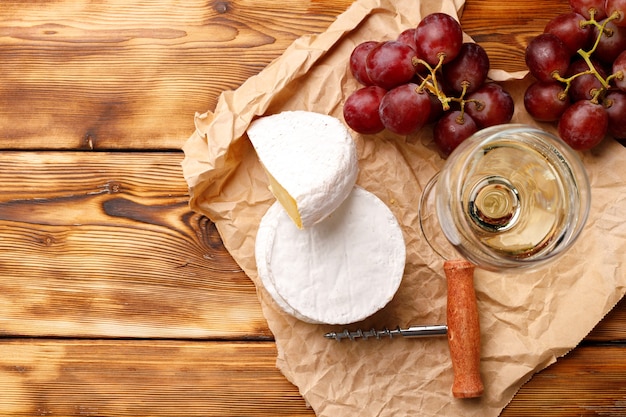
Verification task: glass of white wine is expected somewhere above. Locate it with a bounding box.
[419,124,591,271]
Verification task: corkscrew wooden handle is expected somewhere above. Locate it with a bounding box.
[444,259,484,398]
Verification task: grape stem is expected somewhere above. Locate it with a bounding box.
[412,54,482,118]
[552,10,624,104]
[413,54,451,110]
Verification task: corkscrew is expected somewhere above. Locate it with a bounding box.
[325,324,447,341]
[324,259,484,399]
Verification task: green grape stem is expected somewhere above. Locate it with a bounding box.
[554,10,624,104]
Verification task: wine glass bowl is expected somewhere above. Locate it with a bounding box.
[419,124,591,271]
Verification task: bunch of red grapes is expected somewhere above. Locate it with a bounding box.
[524,0,626,150]
[343,12,514,157]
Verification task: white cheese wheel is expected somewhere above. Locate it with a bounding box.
[247,110,358,229]
[255,186,406,325]
[255,205,319,323]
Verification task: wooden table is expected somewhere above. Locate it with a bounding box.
[1,1,625,415]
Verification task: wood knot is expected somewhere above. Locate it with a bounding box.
[40,235,56,247]
[105,181,122,193]
[83,132,95,150]
[196,215,226,250]
[213,1,231,14]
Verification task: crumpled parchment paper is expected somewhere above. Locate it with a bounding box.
[181,0,626,415]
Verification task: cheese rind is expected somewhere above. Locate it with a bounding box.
[247,111,358,228]
[255,201,321,323]
[255,186,406,325]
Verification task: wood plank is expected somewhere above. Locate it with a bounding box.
[0,0,353,150]
[0,0,569,150]
[586,296,626,342]
[0,151,267,339]
[1,150,625,342]
[502,344,626,416]
[461,0,567,73]
[0,339,625,417]
[0,340,313,417]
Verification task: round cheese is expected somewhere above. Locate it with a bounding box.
[255,205,319,323]
[247,110,358,229]
[255,186,406,325]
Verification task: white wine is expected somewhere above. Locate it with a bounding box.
[427,125,590,270]
[461,137,572,258]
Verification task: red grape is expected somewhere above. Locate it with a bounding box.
[379,83,431,135]
[342,12,515,157]
[569,0,607,19]
[525,33,572,82]
[465,83,515,128]
[414,13,463,66]
[399,28,429,76]
[343,86,387,134]
[605,0,626,26]
[521,0,626,151]
[433,111,478,157]
[524,81,571,121]
[604,90,626,138]
[567,58,608,101]
[544,12,593,54]
[613,49,626,90]
[365,41,416,90]
[397,28,417,51]
[426,92,445,123]
[558,100,609,150]
[442,42,490,94]
[349,41,379,86]
[593,18,626,64]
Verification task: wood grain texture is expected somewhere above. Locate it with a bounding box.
[0,151,267,339]
[1,0,566,150]
[0,340,624,417]
[503,344,626,416]
[0,340,312,417]
[587,298,626,341]
[461,0,566,73]
[0,0,353,150]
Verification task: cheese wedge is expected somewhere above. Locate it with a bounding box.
[255,186,406,325]
[247,111,358,229]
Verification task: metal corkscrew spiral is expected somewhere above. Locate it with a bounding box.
[324,324,448,341]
